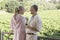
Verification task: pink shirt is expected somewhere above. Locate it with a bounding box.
[10,14,26,40]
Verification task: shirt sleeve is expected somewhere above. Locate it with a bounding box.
[36,16,42,32]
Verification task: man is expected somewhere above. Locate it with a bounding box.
[26,5,42,40]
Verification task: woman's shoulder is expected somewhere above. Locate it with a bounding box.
[17,14,24,18]
[16,14,26,22]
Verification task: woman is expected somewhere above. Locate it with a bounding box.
[10,6,26,40]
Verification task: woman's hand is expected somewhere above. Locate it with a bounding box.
[7,30,13,36]
[9,30,13,34]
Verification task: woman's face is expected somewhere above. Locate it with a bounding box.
[19,7,25,15]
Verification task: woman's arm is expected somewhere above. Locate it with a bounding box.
[10,18,14,31]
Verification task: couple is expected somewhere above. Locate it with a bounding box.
[10,5,42,40]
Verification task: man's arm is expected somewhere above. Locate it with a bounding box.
[27,25,39,31]
[27,16,42,32]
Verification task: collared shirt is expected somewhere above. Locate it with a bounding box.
[26,14,42,34]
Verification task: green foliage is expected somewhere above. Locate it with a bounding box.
[38,10,60,37]
[23,0,57,12]
[0,0,60,39]
[0,0,7,10]
[0,0,58,13]
[0,10,60,37]
[56,4,60,9]
[0,12,13,32]
[0,0,21,13]
[5,0,20,13]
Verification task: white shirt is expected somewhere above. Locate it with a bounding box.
[26,14,42,34]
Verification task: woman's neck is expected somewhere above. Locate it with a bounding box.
[19,13,23,15]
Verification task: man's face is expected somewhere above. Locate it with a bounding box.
[30,6,35,14]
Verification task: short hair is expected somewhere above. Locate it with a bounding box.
[32,5,38,12]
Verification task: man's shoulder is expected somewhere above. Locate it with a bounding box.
[35,15,40,19]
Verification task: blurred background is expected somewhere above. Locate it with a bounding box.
[0,0,60,40]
